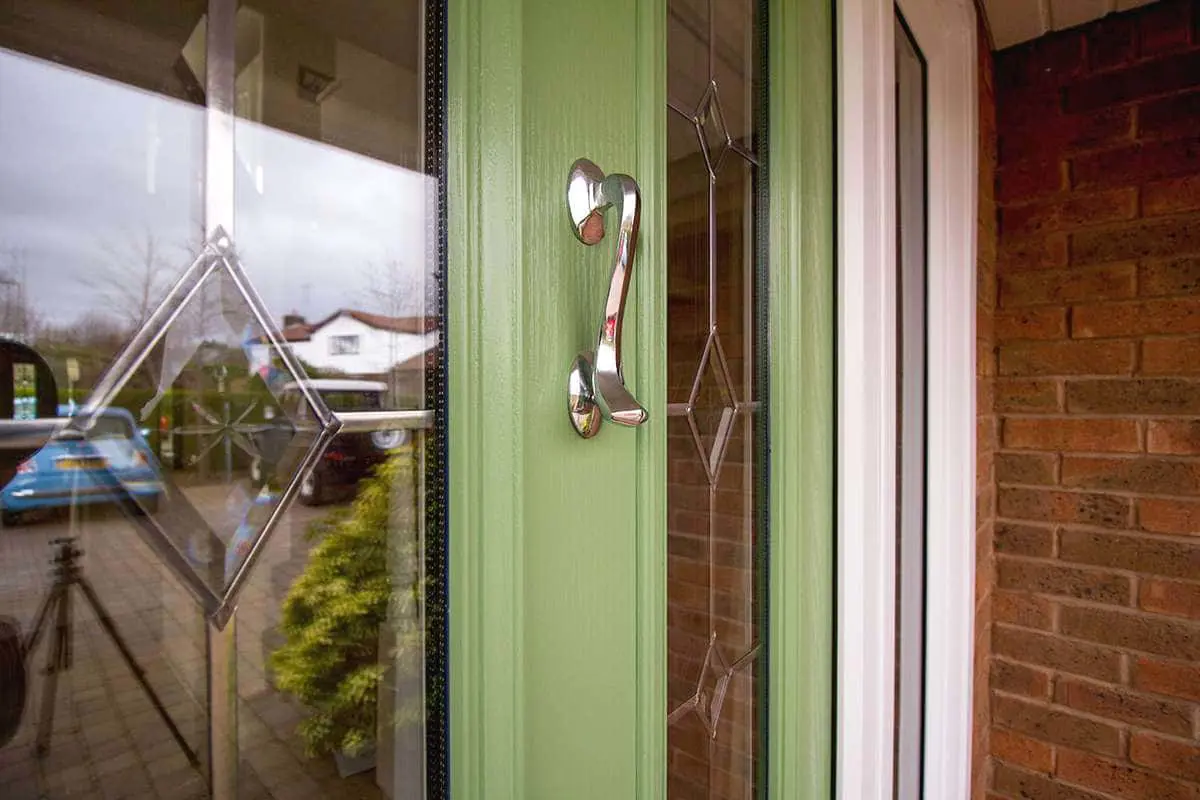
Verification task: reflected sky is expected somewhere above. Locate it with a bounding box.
[0,47,432,331]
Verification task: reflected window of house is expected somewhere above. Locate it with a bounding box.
[319,387,385,412]
[329,334,361,356]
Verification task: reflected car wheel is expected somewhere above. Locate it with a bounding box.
[249,457,265,487]
[1,508,21,528]
[371,429,410,450]
[298,471,324,506]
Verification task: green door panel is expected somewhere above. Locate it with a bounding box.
[519,0,639,785]
[449,0,665,797]
[448,0,833,796]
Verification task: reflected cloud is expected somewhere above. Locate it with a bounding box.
[0,47,434,334]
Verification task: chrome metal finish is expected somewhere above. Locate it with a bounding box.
[334,409,435,432]
[205,0,237,239]
[567,353,602,439]
[207,617,238,800]
[204,3,239,796]
[565,158,648,438]
[0,418,68,452]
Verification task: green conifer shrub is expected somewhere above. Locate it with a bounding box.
[270,453,424,757]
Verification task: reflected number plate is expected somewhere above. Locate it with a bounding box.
[55,456,107,470]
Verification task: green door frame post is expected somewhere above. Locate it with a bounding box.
[767,0,835,796]
[448,0,833,796]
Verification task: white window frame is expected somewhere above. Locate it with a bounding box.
[329,334,361,356]
[837,0,978,797]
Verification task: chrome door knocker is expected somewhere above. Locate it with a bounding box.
[565,158,649,438]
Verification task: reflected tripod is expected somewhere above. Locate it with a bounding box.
[23,538,198,767]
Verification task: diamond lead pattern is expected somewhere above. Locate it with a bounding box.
[687,333,737,483]
[665,2,763,776]
[696,81,732,179]
[667,633,760,739]
[75,229,338,627]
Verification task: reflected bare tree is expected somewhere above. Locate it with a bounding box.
[143,224,233,418]
[84,230,176,330]
[35,311,132,394]
[39,311,127,347]
[361,257,432,320]
[0,246,38,341]
[360,258,432,399]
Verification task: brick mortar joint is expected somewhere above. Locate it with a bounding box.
[994,550,1150,577]
[994,611,1200,644]
[992,688,1187,738]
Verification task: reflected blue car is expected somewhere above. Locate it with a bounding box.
[0,407,164,525]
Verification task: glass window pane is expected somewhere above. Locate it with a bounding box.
[0,2,445,799]
[230,3,436,798]
[666,0,765,797]
[668,0,709,114]
[0,4,211,797]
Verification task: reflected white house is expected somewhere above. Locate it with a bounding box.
[252,308,437,379]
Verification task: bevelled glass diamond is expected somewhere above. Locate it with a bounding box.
[695,81,733,179]
[71,230,337,626]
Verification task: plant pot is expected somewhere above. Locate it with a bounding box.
[333,743,376,778]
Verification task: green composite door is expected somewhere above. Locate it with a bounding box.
[0,0,827,797]
[448,0,833,798]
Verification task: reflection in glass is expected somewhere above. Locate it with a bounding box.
[231,5,434,797]
[12,364,36,420]
[667,0,765,798]
[0,2,441,798]
[0,6,211,798]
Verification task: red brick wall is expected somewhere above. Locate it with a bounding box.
[974,7,999,798]
[989,2,1200,797]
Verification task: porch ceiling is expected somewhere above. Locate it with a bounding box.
[982,0,1159,49]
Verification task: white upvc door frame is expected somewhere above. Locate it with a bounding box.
[836,0,979,797]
